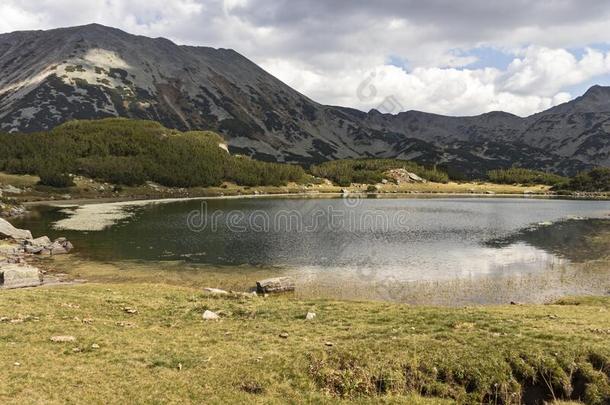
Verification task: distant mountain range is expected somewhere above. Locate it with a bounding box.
[1,24,609,176]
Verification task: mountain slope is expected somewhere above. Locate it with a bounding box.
[0,24,608,176]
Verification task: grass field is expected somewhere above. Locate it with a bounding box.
[0,281,609,404]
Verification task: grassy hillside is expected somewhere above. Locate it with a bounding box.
[0,282,608,404]
[0,119,306,188]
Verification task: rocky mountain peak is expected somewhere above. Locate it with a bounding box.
[542,85,610,115]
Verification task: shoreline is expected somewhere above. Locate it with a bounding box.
[21,190,605,208]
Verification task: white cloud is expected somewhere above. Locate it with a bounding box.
[501,47,610,96]
[264,46,610,116]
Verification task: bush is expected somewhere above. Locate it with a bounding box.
[558,167,610,192]
[38,171,74,188]
[311,159,449,185]
[0,118,307,188]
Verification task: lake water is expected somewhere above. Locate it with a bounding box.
[15,196,610,303]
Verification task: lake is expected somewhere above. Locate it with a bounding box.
[15,196,610,304]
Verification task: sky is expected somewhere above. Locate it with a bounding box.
[2,0,610,117]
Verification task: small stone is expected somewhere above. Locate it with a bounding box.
[50,335,76,343]
[123,307,138,314]
[203,287,229,295]
[279,332,289,339]
[91,343,100,349]
[305,312,316,321]
[14,362,20,366]
[324,341,334,347]
[202,310,220,320]
[72,348,81,353]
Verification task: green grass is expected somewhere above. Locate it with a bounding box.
[0,282,608,404]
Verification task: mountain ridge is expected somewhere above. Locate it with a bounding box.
[1,24,609,177]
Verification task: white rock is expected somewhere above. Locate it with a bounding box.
[305,312,316,321]
[0,264,41,288]
[50,335,76,343]
[203,288,229,296]
[202,310,220,320]
[0,218,32,240]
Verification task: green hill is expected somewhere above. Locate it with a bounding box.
[0,119,306,188]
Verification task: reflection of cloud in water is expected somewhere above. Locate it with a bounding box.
[298,242,564,283]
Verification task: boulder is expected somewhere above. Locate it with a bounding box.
[0,264,42,289]
[305,312,316,321]
[48,243,69,255]
[27,236,52,248]
[202,310,220,320]
[256,277,295,294]
[407,172,425,182]
[0,218,32,240]
[24,245,44,254]
[44,238,73,255]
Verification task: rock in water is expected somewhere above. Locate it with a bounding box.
[0,218,32,240]
[0,264,42,289]
[256,277,295,294]
[202,310,220,320]
[29,236,52,247]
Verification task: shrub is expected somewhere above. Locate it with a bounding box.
[38,170,74,188]
[487,168,568,186]
[558,167,610,192]
[311,159,449,185]
[0,118,306,188]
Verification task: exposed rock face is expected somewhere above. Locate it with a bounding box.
[1,24,609,176]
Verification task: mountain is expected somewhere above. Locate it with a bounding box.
[1,24,609,177]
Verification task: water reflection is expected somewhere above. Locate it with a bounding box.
[14,197,610,282]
